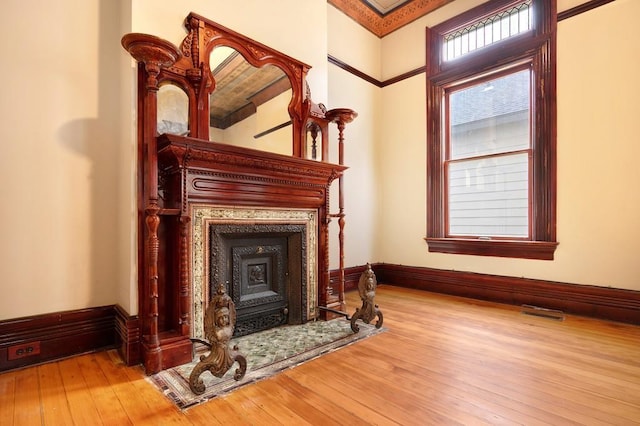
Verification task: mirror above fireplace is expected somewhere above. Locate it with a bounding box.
[151,12,313,154]
[209,46,293,155]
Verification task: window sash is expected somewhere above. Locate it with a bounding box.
[447,68,531,161]
[444,67,532,239]
[447,152,530,238]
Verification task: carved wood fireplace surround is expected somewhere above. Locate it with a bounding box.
[122,13,355,374]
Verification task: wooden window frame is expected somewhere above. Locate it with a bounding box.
[425,0,558,260]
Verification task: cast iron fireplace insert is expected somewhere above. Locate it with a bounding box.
[209,222,307,336]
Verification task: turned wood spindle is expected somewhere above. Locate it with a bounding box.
[326,108,357,311]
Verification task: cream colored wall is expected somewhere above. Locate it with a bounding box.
[555,0,640,289]
[218,90,293,156]
[375,0,640,290]
[0,0,136,320]
[328,4,382,80]
[327,5,382,269]
[326,66,381,269]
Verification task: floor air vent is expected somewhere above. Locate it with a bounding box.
[521,304,565,321]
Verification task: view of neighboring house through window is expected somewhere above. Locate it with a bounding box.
[425,0,558,260]
[447,67,531,238]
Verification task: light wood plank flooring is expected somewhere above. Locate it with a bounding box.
[1,285,639,425]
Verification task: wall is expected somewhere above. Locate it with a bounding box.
[213,90,293,156]
[374,0,640,291]
[555,0,640,290]
[327,5,382,268]
[0,0,136,320]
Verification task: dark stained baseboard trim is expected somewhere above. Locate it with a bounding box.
[330,264,368,294]
[114,305,141,366]
[369,263,640,325]
[5,254,636,372]
[0,306,118,372]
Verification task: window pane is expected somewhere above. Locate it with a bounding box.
[448,152,529,237]
[449,69,530,160]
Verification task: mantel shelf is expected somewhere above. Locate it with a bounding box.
[157,134,347,187]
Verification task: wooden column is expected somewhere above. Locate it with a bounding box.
[121,34,181,374]
[326,108,357,311]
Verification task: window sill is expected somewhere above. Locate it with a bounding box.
[425,238,558,260]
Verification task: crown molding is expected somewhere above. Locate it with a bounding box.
[328,0,454,37]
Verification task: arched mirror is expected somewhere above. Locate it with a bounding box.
[208,46,293,156]
[157,84,189,136]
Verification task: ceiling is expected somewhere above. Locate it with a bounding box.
[328,0,455,37]
[365,0,414,14]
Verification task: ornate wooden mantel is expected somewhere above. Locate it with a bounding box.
[122,13,355,374]
[157,134,346,208]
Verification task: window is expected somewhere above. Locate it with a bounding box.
[426,0,558,260]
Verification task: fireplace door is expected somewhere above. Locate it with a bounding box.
[210,223,306,336]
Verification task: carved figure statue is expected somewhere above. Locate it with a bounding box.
[189,283,246,395]
[350,263,383,332]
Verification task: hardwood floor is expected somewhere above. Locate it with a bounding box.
[1,285,639,425]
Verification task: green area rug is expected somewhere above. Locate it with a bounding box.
[147,318,384,410]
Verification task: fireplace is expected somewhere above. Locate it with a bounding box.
[191,206,318,340]
[136,132,345,373]
[123,13,355,374]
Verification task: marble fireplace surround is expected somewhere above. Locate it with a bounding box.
[191,205,318,340]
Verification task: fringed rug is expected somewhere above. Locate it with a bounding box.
[147,318,384,410]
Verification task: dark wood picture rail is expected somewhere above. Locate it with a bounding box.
[330,0,617,88]
[557,0,615,21]
[254,120,292,139]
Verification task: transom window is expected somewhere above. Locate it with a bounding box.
[443,1,532,62]
[426,0,558,260]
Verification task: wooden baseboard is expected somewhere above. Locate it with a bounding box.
[114,305,141,366]
[4,261,636,372]
[370,263,640,325]
[0,306,117,372]
[330,264,368,294]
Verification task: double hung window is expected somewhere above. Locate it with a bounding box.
[426,0,558,259]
